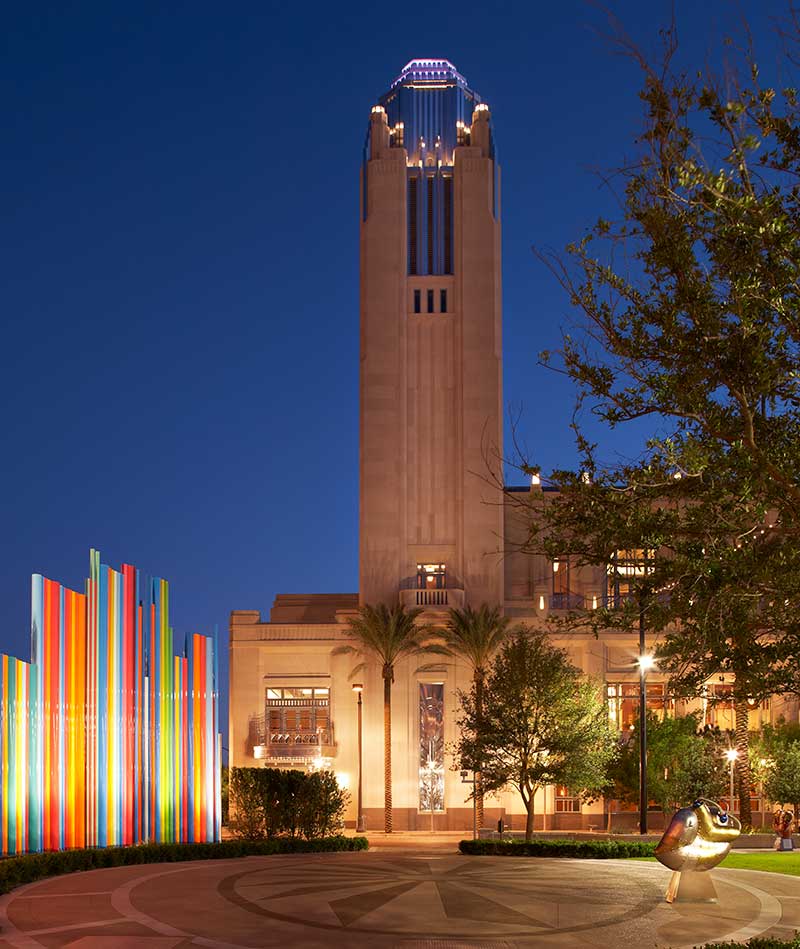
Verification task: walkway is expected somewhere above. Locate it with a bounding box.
[0,845,799,947]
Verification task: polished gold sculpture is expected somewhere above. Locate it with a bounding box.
[655,798,741,902]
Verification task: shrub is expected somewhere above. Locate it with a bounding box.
[229,767,350,840]
[458,837,656,858]
[303,770,348,838]
[0,836,368,896]
[229,767,268,839]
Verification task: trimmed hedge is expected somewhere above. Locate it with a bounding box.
[459,837,656,858]
[0,835,368,895]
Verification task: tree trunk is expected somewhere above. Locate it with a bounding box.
[525,799,535,842]
[475,672,484,831]
[383,671,393,834]
[734,697,753,827]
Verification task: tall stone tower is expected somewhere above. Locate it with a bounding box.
[359,59,504,610]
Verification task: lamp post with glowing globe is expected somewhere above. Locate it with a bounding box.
[638,653,656,834]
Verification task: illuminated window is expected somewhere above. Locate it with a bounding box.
[555,786,581,813]
[414,289,421,313]
[703,683,735,730]
[606,549,654,606]
[265,687,330,746]
[427,289,434,313]
[607,682,670,731]
[440,289,447,313]
[419,684,444,812]
[417,563,446,589]
[550,558,575,608]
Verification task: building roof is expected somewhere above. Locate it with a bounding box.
[269,593,359,624]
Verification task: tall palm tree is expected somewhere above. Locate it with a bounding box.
[439,604,513,830]
[335,603,441,833]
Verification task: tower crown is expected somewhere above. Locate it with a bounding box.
[371,58,487,167]
[391,59,469,89]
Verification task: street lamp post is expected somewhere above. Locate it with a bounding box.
[460,770,477,840]
[638,644,655,836]
[726,748,738,816]
[352,683,365,833]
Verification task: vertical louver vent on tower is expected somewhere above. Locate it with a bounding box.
[407,170,455,276]
[427,176,435,275]
[408,175,418,275]
[443,175,453,275]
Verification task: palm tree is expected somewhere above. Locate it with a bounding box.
[335,603,441,833]
[439,604,513,830]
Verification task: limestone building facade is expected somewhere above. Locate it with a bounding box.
[229,60,784,832]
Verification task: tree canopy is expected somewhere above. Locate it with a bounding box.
[454,630,616,841]
[513,22,800,828]
[607,713,728,817]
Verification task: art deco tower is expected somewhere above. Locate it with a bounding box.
[360,59,504,609]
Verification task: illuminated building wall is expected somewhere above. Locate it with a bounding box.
[0,549,221,855]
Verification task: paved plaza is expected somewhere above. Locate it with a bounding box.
[0,846,799,948]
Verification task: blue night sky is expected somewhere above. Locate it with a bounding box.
[1,1,788,739]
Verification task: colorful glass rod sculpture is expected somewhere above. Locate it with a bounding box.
[0,549,221,854]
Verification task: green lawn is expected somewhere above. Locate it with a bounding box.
[637,852,800,877]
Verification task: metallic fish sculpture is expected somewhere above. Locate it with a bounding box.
[655,798,741,873]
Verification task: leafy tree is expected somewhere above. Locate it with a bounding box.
[764,742,800,820]
[335,603,443,833]
[221,765,229,826]
[607,714,727,817]
[455,630,616,841]
[511,23,800,827]
[227,768,349,840]
[432,604,515,830]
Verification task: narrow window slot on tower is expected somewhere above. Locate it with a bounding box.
[414,289,421,314]
[427,176,435,274]
[427,289,434,313]
[440,289,447,313]
[443,176,453,274]
[408,176,418,275]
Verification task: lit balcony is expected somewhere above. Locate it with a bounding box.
[399,570,465,611]
[248,709,336,765]
[399,586,465,609]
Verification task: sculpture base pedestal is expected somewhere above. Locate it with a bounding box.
[665,870,718,903]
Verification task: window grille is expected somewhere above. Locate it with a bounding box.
[408,176,418,275]
[427,176,435,274]
[443,176,453,274]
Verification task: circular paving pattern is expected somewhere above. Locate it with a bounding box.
[218,854,662,939]
[0,850,798,948]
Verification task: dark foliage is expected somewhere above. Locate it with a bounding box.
[458,837,655,858]
[0,836,368,895]
[228,767,349,840]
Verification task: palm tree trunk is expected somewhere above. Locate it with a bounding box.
[475,672,484,831]
[383,671,392,834]
[734,696,752,827]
